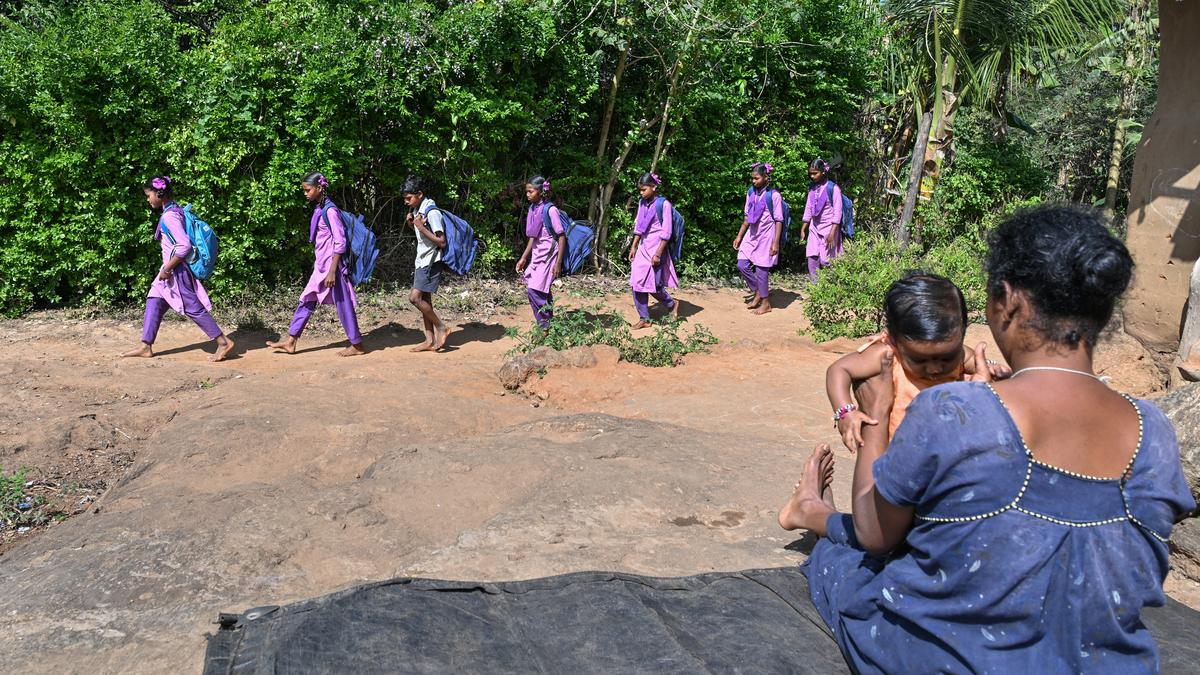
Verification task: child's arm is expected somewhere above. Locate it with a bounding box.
[414,212,447,249]
[653,237,669,266]
[628,234,642,262]
[826,343,887,451]
[733,221,749,251]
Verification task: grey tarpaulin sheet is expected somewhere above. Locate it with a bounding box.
[202,566,1200,674]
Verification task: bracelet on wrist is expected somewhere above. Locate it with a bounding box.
[832,403,858,422]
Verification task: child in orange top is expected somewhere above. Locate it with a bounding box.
[825,273,1011,451]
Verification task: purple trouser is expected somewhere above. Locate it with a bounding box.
[807,256,827,282]
[141,278,222,344]
[527,288,553,329]
[737,259,769,298]
[288,282,362,344]
[633,291,676,320]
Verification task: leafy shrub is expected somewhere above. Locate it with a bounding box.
[803,233,990,342]
[0,466,50,530]
[505,304,717,367]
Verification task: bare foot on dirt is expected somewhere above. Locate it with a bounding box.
[266,337,297,354]
[747,296,762,310]
[778,444,835,531]
[632,320,652,330]
[410,341,434,353]
[339,343,367,357]
[209,338,235,362]
[669,300,681,320]
[434,324,451,351]
[743,292,757,304]
[753,300,772,315]
[120,343,154,358]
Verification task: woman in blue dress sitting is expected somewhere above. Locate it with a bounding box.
[780,204,1195,673]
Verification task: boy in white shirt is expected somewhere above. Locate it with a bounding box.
[403,176,450,351]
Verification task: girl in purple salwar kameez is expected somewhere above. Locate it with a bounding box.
[734,163,784,315]
[122,175,235,362]
[266,173,365,357]
[516,176,567,330]
[801,159,844,282]
[628,173,679,329]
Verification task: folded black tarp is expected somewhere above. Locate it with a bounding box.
[203,567,1200,674]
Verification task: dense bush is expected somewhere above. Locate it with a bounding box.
[0,0,878,316]
[803,233,989,342]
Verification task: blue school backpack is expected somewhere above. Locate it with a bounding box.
[321,204,380,285]
[754,188,791,247]
[540,204,595,276]
[420,202,479,276]
[159,204,218,280]
[826,181,855,239]
[653,196,685,262]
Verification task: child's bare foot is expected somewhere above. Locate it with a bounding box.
[743,292,757,304]
[339,343,367,357]
[266,336,298,354]
[778,444,835,531]
[632,319,652,330]
[209,338,235,362]
[747,295,762,310]
[410,340,434,352]
[121,343,154,358]
[434,324,451,351]
[753,300,772,315]
[669,300,681,320]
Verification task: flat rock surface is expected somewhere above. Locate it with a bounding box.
[0,289,1192,672]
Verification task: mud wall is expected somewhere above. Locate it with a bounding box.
[1122,0,1200,356]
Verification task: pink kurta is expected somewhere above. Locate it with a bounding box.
[301,202,358,306]
[803,181,844,263]
[523,203,566,294]
[631,199,679,293]
[147,206,213,313]
[738,189,783,268]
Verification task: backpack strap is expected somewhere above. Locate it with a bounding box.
[764,189,780,225]
[654,196,666,231]
[825,181,841,224]
[158,204,184,245]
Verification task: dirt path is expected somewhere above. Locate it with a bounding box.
[0,284,1193,672]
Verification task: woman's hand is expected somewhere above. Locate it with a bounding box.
[322,270,337,289]
[968,343,997,383]
[837,410,878,454]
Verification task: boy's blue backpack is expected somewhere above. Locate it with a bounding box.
[826,181,855,239]
[755,188,791,247]
[421,202,478,276]
[159,204,218,280]
[541,205,595,276]
[321,205,379,285]
[653,196,685,262]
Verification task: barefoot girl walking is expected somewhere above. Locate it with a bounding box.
[122,175,234,362]
[515,176,566,329]
[734,162,783,315]
[266,173,365,357]
[628,173,679,329]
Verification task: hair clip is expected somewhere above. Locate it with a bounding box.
[651,173,661,185]
[764,163,773,172]
[316,175,329,188]
[542,181,550,190]
[151,177,168,190]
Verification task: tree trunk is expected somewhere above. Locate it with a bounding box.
[1102,0,1150,221]
[897,111,933,247]
[650,5,702,173]
[588,47,629,227]
[593,117,660,272]
[919,0,965,204]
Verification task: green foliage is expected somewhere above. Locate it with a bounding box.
[0,0,879,315]
[916,110,1049,248]
[803,233,989,342]
[505,305,717,367]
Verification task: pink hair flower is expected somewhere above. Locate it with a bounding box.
[151,177,168,190]
[542,180,550,190]
[651,173,661,185]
